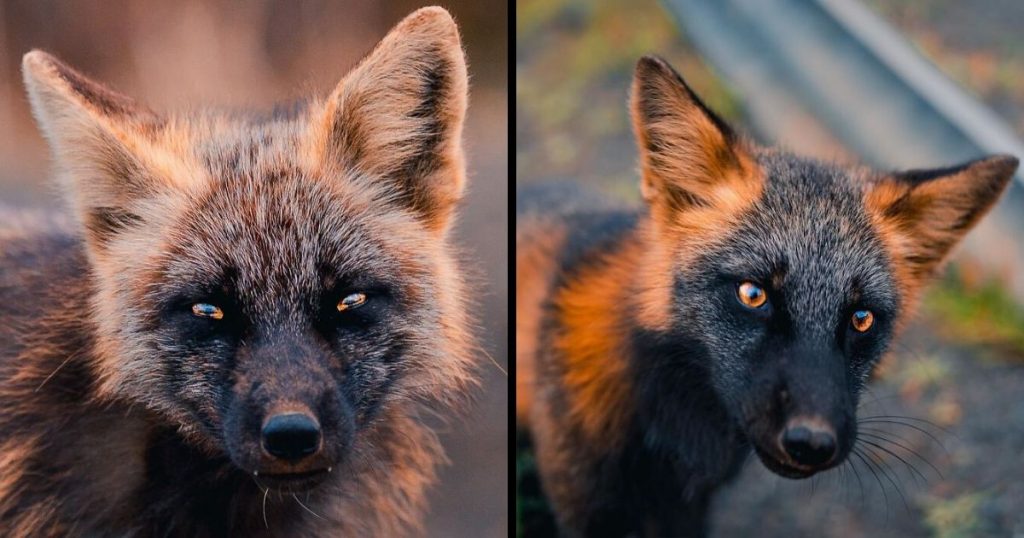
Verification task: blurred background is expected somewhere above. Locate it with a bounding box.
[0,1,507,536]
[518,0,1024,536]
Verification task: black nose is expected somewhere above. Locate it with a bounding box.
[261,413,321,461]
[780,421,837,467]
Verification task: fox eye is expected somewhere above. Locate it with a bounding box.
[191,303,224,320]
[851,310,874,332]
[337,292,367,312]
[736,281,767,308]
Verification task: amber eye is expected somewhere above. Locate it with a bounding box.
[337,292,367,312]
[851,310,874,332]
[191,303,224,320]
[737,281,767,308]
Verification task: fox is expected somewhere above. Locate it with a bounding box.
[0,6,476,537]
[516,55,1018,537]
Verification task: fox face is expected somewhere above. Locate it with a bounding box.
[22,7,473,491]
[630,57,1016,478]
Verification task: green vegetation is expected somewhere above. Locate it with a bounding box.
[516,444,546,537]
[923,265,1024,358]
[516,0,739,199]
[923,491,988,538]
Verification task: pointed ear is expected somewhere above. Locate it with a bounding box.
[867,154,1017,282]
[630,56,760,219]
[22,50,171,251]
[321,7,468,231]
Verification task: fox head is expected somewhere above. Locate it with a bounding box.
[22,7,474,490]
[629,56,1016,478]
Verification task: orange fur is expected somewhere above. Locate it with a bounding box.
[865,155,1017,326]
[552,239,647,444]
[628,57,765,329]
[515,219,568,427]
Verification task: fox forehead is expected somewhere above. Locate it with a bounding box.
[750,151,878,252]
[700,152,900,320]
[153,171,432,297]
[143,103,321,176]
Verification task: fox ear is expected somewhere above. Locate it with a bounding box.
[630,56,759,216]
[868,155,1018,281]
[322,7,468,231]
[22,50,171,251]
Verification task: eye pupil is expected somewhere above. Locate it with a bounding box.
[337,292,367,312]
[191,303,224,320]
[737,281,767,308]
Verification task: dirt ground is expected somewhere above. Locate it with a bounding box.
[517,1,1024,536]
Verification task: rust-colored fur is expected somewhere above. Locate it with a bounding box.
[2,7,475,536]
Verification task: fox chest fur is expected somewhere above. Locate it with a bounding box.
[516,56,1017,537]
[0,7,476,537]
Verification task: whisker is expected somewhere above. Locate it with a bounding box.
[857,390,902,411]
[846,456,867,507]
[857,419,950,452]
[857,430,944,479]
[856,436,928,487]
[292,493,324,520]
[35,354,75,391]
[262,486,270,529]
[858,424,917,448]
[839,460,852,504]
[476,345,507,377]
[858,415,958,438]
[861,445,910,513]
[851,448,890,518]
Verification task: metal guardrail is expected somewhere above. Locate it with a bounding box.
[661,0,1024,300]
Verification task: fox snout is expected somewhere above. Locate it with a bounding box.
[744,352,856,478]
[227,387,354,490]
[221,334,355,489]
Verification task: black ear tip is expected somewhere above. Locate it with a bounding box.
[988,154,1020,175]
[637,55,665,68]
[634,55,693,94]
[975,154,1020,186]
[635,55,672,77]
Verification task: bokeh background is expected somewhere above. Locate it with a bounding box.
[518,0,1024,536]
[0,1,507,536]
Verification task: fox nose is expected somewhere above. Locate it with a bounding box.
[261,413,321,461]
[780,419,837,468]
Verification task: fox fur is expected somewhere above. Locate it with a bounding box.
[0,6,476,537]
[516,55,1018,537]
